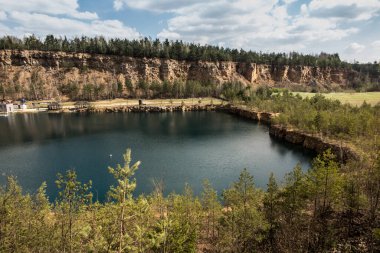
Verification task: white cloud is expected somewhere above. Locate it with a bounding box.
[340,42,380,62]
[0,11,7,21]
[113,0,124,11]
[345,42,365,54]
[282,0,297,4]
[0,0,98,20]
[5,11,140,39]
[372,40,380,48]
[131,0,356,52]
[115,0,377,60]
[114,0,206,13]
[306,0,380,21]
[0,0,140,39]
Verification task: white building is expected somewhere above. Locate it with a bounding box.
[0,103,14,113]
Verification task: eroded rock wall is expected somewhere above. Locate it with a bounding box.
[0,50,355,100]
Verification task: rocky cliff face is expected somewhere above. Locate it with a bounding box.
[0,50,355,100]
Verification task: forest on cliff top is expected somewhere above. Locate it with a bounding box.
[1,35,379,74]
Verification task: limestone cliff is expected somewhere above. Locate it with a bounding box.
[0,50,356,100]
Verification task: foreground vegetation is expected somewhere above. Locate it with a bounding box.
[0,148,379,253]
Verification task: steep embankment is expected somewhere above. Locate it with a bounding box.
[0,50,356,100]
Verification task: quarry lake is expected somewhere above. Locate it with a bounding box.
[0,111,314,200]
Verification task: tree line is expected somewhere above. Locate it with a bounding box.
[0,148,379,252]
[1,35,379,72]
[58,79,221,101]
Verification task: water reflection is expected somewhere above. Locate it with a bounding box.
[0,111,314,201]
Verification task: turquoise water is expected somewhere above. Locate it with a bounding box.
[0,111,313,201]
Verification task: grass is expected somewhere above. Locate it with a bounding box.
[292,92,380,106]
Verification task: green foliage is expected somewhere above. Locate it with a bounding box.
[220,169,267,252]
[108,148,141,252]
[0,35,363,68]
[239,91,380,145]
[307,149,343,215]
[263,173,280,252]
[55,170,92,253]
[0,150,379,252]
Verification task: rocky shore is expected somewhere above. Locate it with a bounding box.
[268,125,358,162]
[223,105,359,162]
[66,104,219,113]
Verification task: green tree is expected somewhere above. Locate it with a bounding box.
[278,164,309,251]
[108,149,141,253]
[263,173,280,252]
[220,169,267,252]
[164,184,201,253]
[200,180,222,251]
[306,149,343,251]
[55,170,93,253]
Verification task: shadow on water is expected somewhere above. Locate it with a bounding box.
[0,111,315,202]
[0,112,250,147]
[269,134,316,164]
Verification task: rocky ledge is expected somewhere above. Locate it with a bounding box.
[223,105,359,162]
[223,105,278,124]
[269,125,359,162]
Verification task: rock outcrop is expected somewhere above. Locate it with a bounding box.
[0,50,356,100]
[224,105,359,162]
[268,125,358,162]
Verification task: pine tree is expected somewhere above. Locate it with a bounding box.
[200,179,222,251]
[263,173,280,252]
[221,169,267,252]
[55,170,92,253]
[306,149,343,251]
[108,149,141,253]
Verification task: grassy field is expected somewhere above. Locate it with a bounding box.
[292,92,380,106]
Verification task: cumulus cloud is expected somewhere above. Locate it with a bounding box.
[0,0,140,39]
[372,40,380,48]
[115,0,358,52]
[5,11,139,38]
[306,0,380,20]
[113,0,206,13]
[0,0,98,20]
[110,0,380,61]
[345,42,365,54]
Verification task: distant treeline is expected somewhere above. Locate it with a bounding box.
[1,35,379,72]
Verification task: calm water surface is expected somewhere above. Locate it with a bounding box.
[0,112,314,200]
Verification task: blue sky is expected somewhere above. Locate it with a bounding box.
[0,0,379,62]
